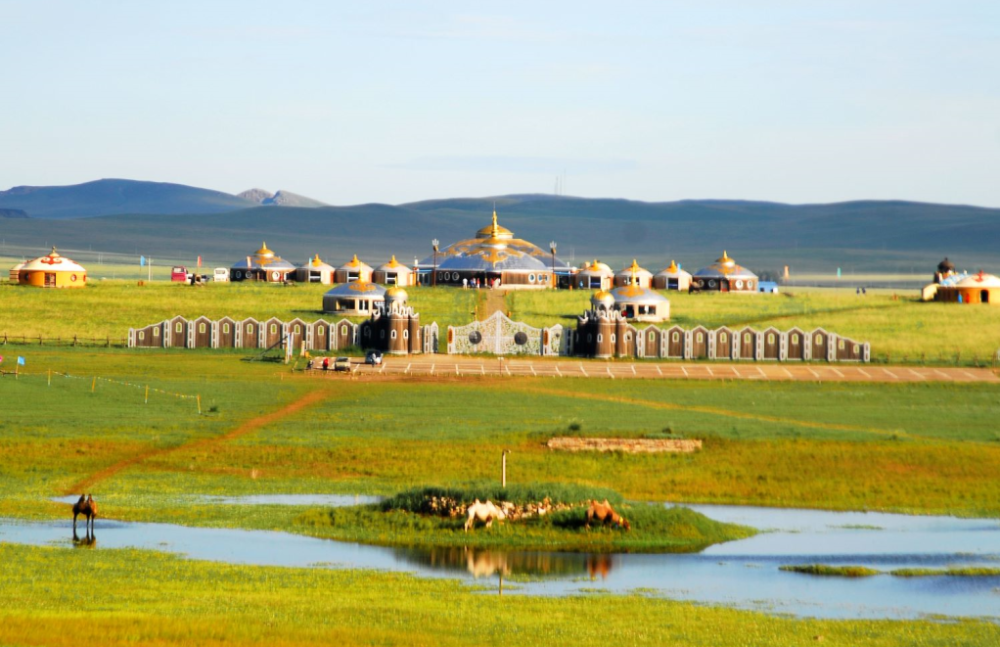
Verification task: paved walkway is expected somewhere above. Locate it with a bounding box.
[323,358,998,383]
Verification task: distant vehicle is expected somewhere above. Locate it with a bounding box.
[365,350,383,366]
[333,357,351,372]
[170,266,189,282]
[758,281,779,294]
[213,268,230,282]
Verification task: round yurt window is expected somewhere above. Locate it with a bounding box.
[469,330,482,345]
[735,279,744,289]
[708,280,717,288]
[528,274,536,283]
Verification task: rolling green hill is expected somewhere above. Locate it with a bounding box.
[0,179,257,219]
[1,193,998,273]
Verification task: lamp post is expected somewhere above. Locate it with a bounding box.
[431,238,439,287]
[549,241,557,289]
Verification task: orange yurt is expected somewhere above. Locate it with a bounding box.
[17,247,88,288]
[936,270,1000,305]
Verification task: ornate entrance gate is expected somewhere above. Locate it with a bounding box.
[447,311,543,355]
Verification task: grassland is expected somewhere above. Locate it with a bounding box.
[3,277,999,363]
[4,348,1000,524]
[3,346,1000,643]
[4,543,998,647]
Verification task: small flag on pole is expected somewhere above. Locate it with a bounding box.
[197,255,202,268]
[17,357,26,366]
[140,255,146,267]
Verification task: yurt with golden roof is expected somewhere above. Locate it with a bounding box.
[613,259,653,288]
[16,247,87,288]
[653,260,692,291]
[231,242,296,282]
[690,251,758,293]
[334,254,373,284]
[372,255,415,286]
[296,254,336,284]
[575,260,614,290]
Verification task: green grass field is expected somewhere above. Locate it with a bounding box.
[3,278,996,363]
[5,543,998,647]
[3,308,1000,643]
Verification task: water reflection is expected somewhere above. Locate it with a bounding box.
[397,546,616,580]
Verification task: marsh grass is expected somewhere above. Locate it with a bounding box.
[780,564,882,577]
[781,565,1000,578]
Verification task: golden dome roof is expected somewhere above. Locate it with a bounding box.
[310,254,324,267]
[475,209,514,240]
[667,260,678,273]
[256,242,275,258]
[716,250,735,267]
[592,289,615,303]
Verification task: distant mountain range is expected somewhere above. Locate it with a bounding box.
[0,179,325,219]
[237,188,327,208]
[1,179,998,273]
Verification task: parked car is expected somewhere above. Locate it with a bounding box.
[333,357,351,372]
[365,350,383,366]
[213,268,230,282]
[170,266,190,282]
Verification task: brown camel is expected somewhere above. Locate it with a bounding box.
[72,494,97,539]
[585,499,630,531]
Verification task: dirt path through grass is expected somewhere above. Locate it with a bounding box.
[474,289,508,319]
[63,388,331,495]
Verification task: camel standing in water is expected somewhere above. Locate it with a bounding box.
[72,494,98,540]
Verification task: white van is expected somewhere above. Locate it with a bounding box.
[213,267,230,282]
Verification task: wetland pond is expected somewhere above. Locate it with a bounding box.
[5,498,999,621]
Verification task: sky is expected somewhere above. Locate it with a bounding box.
[2,1,999,206]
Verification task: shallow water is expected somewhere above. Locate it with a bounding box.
[7,501,999,620]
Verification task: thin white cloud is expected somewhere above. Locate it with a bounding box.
[389,156,637,174]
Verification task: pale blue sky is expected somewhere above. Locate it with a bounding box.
[2,1,998,206]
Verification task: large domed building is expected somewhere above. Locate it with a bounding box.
[14,247,87,288]
[690,251,758,293]
[419,210,569,289]
[231,242,296,282]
